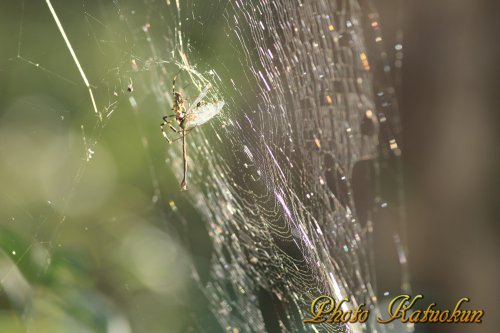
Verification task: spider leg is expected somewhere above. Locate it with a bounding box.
[162,115,176,120]
[172,71,182,97]
[169,128,194,143]
[172,74,177,97]
[160,116,179,143]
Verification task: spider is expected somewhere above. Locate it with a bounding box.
[161,75,224,191]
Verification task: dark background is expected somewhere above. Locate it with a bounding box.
[399,1,499,332]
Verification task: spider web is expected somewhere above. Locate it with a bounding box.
[0,0,409,332]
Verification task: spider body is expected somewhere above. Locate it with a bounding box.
[160,76,224,191]
[173,92,185,122]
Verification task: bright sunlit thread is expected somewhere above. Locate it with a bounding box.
[45,0,101,121]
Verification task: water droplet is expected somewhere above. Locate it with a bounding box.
[86,148,95,161]
[168,201,178,212]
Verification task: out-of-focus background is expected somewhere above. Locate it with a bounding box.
[0,1,215,332]
[399,1,500,332]
[0,0,498,333]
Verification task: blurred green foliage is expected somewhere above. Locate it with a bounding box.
[0,1,233,331]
